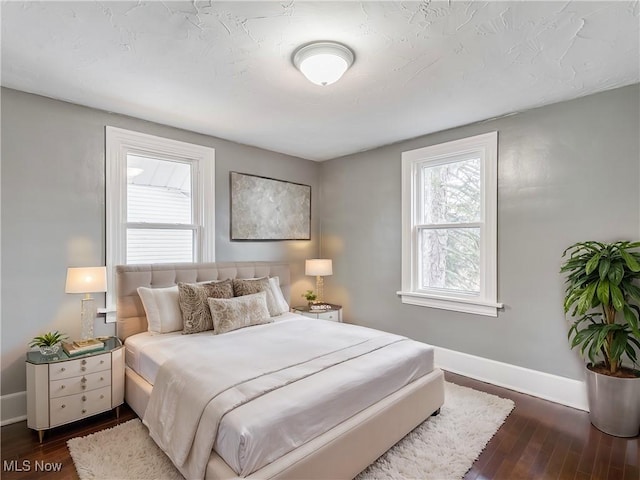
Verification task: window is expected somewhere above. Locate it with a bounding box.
[399,132,501,316]
[105,127,215,321]
[126,155,195,264]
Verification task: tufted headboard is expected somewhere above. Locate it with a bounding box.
[115,261,291,341]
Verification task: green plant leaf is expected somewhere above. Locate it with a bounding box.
[596,279,610,306]
[610,283,624,311]
[577,283,597,314]
[564,289,584,313]
[624,305,640,339]
[622,281,640,303]
[572,326,596,350]
[585,252,602,275]
[598,257,610,280]
[610,330,628,364]
[620,249,640,272]
[624,343,638,364]
[607,262,624,285]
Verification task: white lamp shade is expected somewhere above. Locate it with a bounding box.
[65,267,107,294]
[305,259,333,276]
[293,42,354,86]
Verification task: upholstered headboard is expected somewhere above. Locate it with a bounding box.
[115,261,291,341]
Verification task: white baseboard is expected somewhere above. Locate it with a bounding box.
[434,346,589,411]
[1,391,27,426]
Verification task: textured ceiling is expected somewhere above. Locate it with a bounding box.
[2,1,639,161]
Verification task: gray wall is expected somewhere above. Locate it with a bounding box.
[3,84,638,398]
[319,84,640,381]
[1,88,320,396]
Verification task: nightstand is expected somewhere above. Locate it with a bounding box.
[292,304,343,322]
[26,336,125,442]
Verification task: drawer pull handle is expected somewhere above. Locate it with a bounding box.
[82,385,86,390]
[61,404,66,409]
[81,367,86,372]
[100,395,104,399]
[81,377,87,383]
[100,360,104,364]
[60,385,65,389]
[82,409,87,414]
[60,367,66,372]
[81,359,87,365]
[82,396,87,402]
[100,377,104,381]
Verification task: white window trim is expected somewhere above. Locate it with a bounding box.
[105,126,215,322]
[398,131,502,317]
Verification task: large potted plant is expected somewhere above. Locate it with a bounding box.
[561,240,640,437]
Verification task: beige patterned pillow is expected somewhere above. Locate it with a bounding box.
[208,292,272,335]
[232,277,279,316]
[178,280,234,334]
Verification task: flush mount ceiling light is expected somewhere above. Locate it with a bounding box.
[293,41,355,86]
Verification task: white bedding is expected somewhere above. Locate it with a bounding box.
[127,315,435,478]
[125,312,303,384]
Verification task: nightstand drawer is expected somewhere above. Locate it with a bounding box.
[49,386,111,427]
[49,370,112,399]
[317,311,340,322]
[49,353,110,380]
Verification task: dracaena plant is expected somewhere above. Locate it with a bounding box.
[561,241,640,376]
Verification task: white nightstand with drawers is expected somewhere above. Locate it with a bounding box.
[292,304,343,322]
[26,336,124,442]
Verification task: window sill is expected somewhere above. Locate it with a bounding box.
[396,291,503,317]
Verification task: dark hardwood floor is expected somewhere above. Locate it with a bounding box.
[1,406,137,480]
[1,372,637,479]
[450,372,639,480]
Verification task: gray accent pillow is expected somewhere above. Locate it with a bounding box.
[232,277,280,316]
[208,292,272,335]
[178,279,234,334]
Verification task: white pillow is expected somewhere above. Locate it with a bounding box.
[269,277,289,315]
[137,285,183,334]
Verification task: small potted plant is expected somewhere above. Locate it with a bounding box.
[302,290,317,307]
[561,240,640,437]
[29,331,67,356]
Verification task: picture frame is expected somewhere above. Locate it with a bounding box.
[230,172,311,240]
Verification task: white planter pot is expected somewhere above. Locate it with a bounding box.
[586,364,640,437]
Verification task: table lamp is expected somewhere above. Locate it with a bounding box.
[305,259,332,303]
[65,266,107,340]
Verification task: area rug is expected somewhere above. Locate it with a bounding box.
[67,382,514,480]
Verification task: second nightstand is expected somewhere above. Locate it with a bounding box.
[292,304,342,322]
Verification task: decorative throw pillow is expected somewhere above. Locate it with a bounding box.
[269,276,289,315]
[137,285,183,334]
[178,279,234,334]
[232,277,280,316]
[208,292,272,335]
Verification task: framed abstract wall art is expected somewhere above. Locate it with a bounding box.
[230,172,311,240]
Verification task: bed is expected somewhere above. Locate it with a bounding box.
[116,261,445,480]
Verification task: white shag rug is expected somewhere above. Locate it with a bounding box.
[68,382,514,480]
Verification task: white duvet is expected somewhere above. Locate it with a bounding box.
[139,318,434,479]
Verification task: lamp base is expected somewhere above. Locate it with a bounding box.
[316,276,325,303]
[80,297,96,340]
